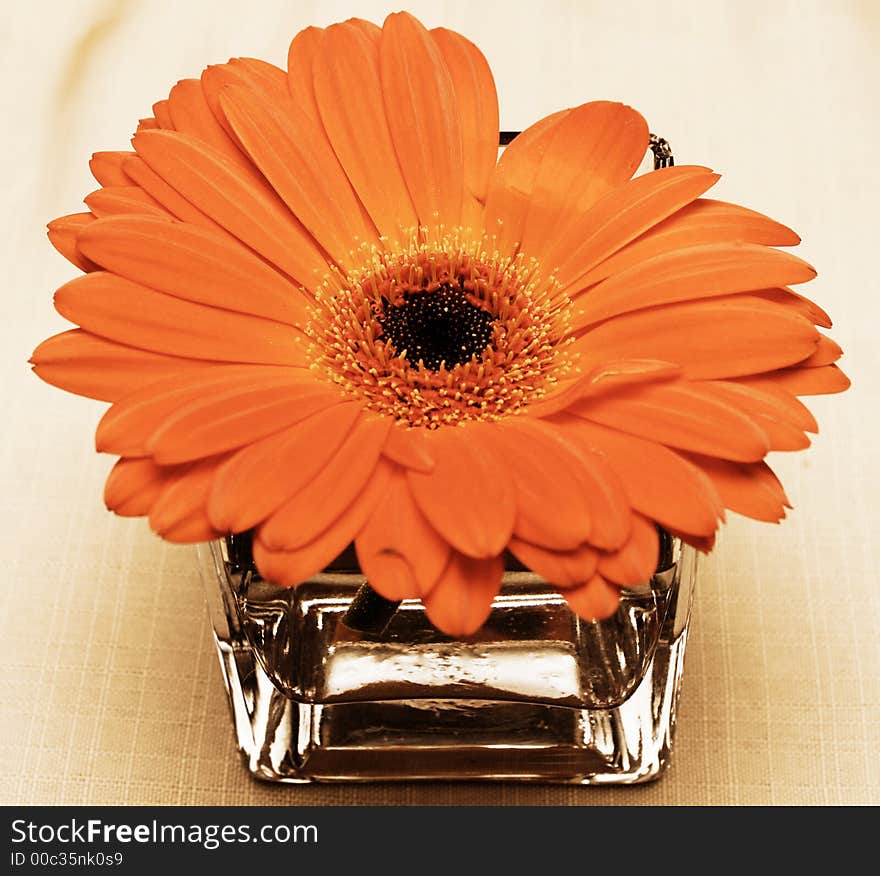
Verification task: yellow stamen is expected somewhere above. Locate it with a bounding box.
[307,229,574,429]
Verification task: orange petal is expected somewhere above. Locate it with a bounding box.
[487,420,593,550]
[572,298,820,379]
[430,26,498,225]
[151,99,174,130]
[54,272,309,366]
[208,401,364,532]
[200,57,291,143]
[219,83,378,264]
[508,538,599,588]
[355,467,450,599]
[145,380,346,465]
[705,379,817,432]
[104,457,170,517]
[742,287,832,329]
[407,421,516,559]
[577,197,801,288]
[483,108,569,257]
[518,101,649,262]
[572,243,817,330]
[122,154,232,234]
[259,414,392,551]
[89,151,133,187]
[47,213,98,272]
[167,78,250,168]
[423,551,504,637]
[487,418,631,550]
[698,380,815,450]
[83,187,169,219]
[77,216,310,327]
[380,12,464,229]
[737,364,851,396]
[715,289,834,331]
[132,130,329,288]
[528,359,681,419]
[287,26,323,122]
[313,21,418,243]
[231,58,291,97]
[550,165,719,291]
[567,450,633,551]
[94,365,308,456]
[572,379,771,462]
[800,335,842,368]
[284,26,383,242]
[596,515,659,587]
[349,18,382,38]
[667,528,716,553]
[30,329,211,402]
[252,459,394,587]
[560,417,724,537]
[382,426,435,472]
[681,453,790,522]
[149,457,225,543]
[562,574,622,621]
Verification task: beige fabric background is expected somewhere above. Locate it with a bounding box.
[2,0,878,806]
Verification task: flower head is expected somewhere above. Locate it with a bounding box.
[32,12,849,635]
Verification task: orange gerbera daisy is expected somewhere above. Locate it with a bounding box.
[32,12,849,636]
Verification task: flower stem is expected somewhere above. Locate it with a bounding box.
[340,584,402,637]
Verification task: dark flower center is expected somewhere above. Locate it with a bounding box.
[379,282,495,371]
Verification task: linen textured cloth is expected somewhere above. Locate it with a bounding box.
[1,0,877,805]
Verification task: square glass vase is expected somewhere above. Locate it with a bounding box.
[199,535,697,785]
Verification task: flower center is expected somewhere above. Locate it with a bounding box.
[308,232,573,428]
[378,282,494,371]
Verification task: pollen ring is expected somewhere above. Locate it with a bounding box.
[308,232,573,428]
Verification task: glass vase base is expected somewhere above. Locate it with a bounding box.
[201,542,696,785]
